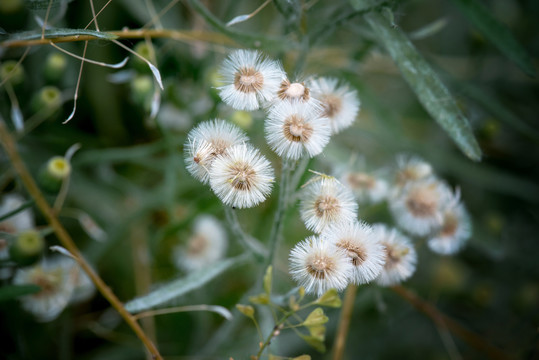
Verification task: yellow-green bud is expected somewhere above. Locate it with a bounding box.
[32,86,62,113]
[0,60,24,86]
[130,75,154,106]
[9,230,44,266]
[44,53,68,83]
[132,42,156,73]
[38,156,71,193]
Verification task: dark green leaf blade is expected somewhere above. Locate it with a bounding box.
[364,10,482,161]
[0,284,41,302]
[451,0,536,77]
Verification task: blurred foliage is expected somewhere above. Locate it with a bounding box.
[0,0,538,359]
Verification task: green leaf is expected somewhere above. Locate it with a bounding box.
[0,284,41,302]
[263,265,272,296]
[5,28,118,42]
[249,293,270,305]
[303,308,328,327]
[450,0,536,77]
[314,289,342,308]
[125,253,250,313]
[298,334,326,353]
[364,10,482,161]
[235,304,255,319]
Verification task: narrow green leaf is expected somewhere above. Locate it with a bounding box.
[6,28,118,42]
[364,10,482,161]
[298,334,326,353]
[303,308,328,327]
[263,265,272,295]
[236,304,255,319]
[451,0,536,77]
[125,253,250,313]
[0,284,41,302]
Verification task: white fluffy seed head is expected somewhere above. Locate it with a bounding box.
[428,202,471,255]
[389,178,452,236]
[265,101,331,160]
[218,50,286,110]
[184,119,248,184]
[174,215,228,272]
[394,154,433,188]
[300,176,358,234]
[373,224,417,286]
[340,170,389,204]
[13,256,79,322]
[321,221,385,284]
[308,77,360,134]
[289,236,353,296]
[209,144,274,209]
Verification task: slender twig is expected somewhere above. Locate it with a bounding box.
[64,40,87,124]
[332,284,358,360]
[142,0,181,30]
[391,285,512,360]
[84,0,113,29]
[41,0,54,40]
[0,120,163,360]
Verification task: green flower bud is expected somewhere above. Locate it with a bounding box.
[9,230,44,266]
[132,42,156,73]
[32,86,62,113]
[130,75,154,108]
[0,60,24,86]
[38,156,71,193]
[44,53,68,84]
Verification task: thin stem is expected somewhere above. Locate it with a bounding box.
[224,206,267,259]
[391,285,512,360]
[0,120,163,360]
[332,284,358,360]
[266,159,293,268]
[256,311,294,359]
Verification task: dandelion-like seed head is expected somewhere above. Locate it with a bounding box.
[373,224,417,286]
[300,177,358,233]
[289,236,352,296]
[174,215,228,272]
[308,77,360,134]
[322,221,385,284]
[278,79,311,102]
[13,256,78,322]
[395,154,433,187]
[218,50,285,110]
[265,101,331,160]
[184,119,248,184]
[209,144,274,209]
[428,201,472,255]
[390,178,451,236]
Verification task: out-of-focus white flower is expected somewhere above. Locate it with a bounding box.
[373,224,417,286]
[184,119,248,184]
[0,194,34,260]
[389,178,452,236]
[174,215,228,272]
[265,101,331,160]
[394,154,433,188]
[209,144,274,209]
[13,256,80,322]
[321,221,385,285]
[218,50,285,110]
[289,236,352,296]
[428,200,472,255]
[300,176,358,234]
[340,170,389,204]
[308,77,360,134]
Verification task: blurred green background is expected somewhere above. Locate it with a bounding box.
[0,0,538,359]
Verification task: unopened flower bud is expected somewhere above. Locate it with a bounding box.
[0,60,24,86]
[32,86,62,113]
[44,53,67,84]
[130,75,153,106]
[39,156,71,193]
[9,230,44,266]
[132,42,156,73]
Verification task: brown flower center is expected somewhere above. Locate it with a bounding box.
[187,234,208,256]
[405,184,439,217]
[314,196,340,219]
[278,80,310,101]
[440,212,458,237]
[306,257,333,279]
[337,239,367,266]
[347,172,375,190]
[31,271,60,299]
[234,67,264,93]
[321,94,342,118]
[230,162,256,191]
[283,114,313,143]
[383,243,409,270]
